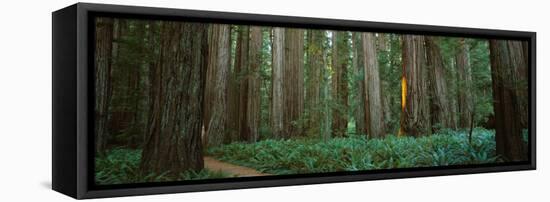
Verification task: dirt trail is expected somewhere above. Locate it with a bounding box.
[204,156,271,177]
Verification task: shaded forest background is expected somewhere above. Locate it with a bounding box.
[93,17,529,184]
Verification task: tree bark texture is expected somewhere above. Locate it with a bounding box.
[204,24,231,147]
[400,35,431,137]
[425,37,455,130]
[352,33,366,136]
[245,26,263,142]
[140,22,207,175]
[228,26,250,142]
[456,38,473,129]
[489,39,528,161]
[95,17,114,154]
[271,27,285,138]
[283,28,305,138]
[362,33,386,138]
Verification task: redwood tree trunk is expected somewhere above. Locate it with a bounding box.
[400,35,431,137]
[362,33,385,138]
[456,38,473,129]
[489,39,528,161]
[425,37,455,130]
[271,27,285,138]
[244,26,263,142]
[94,17,114,155]
[377,34,393,131]
[204,24,231,147]
[352,33,366,136]
[140,22,207,175]
[331,31,350,137]
[228,26,250,142]
[306,30,325,136]
[506,41,529,128]
[283,28,305,138]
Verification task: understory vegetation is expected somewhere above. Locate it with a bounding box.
[95,149,228,185]
[207,128,502,175]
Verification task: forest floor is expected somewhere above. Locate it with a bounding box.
[207,129,504,175]
[204,156,272,177]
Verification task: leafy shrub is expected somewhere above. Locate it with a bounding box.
[207,128,501,175]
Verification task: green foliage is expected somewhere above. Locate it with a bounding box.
[95,149,228,185]
[438,37,494,127]
[467,39,494,125]
[207,128,501,175]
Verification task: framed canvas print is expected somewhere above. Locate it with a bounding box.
[52,3,536,199]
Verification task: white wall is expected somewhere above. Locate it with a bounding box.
[0,0,546,201]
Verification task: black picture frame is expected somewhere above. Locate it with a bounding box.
[52,2,536,199]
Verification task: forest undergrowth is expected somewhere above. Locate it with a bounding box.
[207,128,502,175]
[96,128,506,184]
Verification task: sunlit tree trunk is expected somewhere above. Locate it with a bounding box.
[489,40,528,161]
[400,35,431,137]
[425,37,455,130]
[94,17,114,155]
[271,27,285,138]
[140,22,207,175]
[362,33,385,138]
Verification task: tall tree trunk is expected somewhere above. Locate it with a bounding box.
[244,26,263,142]
[204,24,231,147]
[320,31,331,140]
[306,30,324,136]
[400,35,431,137]
[331,31,350,137]
[203,27,215,144]
[425,37,455,130]
[352,33,366,136]
[489,40,528,161]
[94,17,114,155]
[456,38,473,129]
[378,34,393,131]
[271,27,285,138]
[283,28,305,138]
[362,33,385,138]
[140,22,207,175]
[507,41,529,128]
[229,26,250,142]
